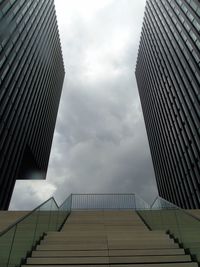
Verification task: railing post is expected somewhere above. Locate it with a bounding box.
[32,208,40,247]
[7,224,17,267]
[47,199,53,232]
[134,194,136,210]
[70,193,73,211]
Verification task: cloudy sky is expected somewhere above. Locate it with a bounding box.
[10,0,158,210]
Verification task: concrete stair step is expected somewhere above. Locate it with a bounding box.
[32,250,109,257]
[21,264,198,267]
[109,255,191,263]
[61,229,150,233]
[45,231,169,237]
[32,248,185,257]
[107,237,171,241]
[46,232,107,237]
[61,225,106,230]
[67,213,136,216]
[106,232,167,236]
[37,242,179,250]
[110,264,198,267]
[27,255,191,264]
[66,220,145,224]
[39,241,175,247]
[43,236,171,242]
[40,240,108,245]
[108,249,185,256]
[43,236,107,241]
[36,244,108,250]
[108,245,179,250]
[27,257,109,264]
[67,217,143,220]
[105,227,151,231]
[47,230,166,235]
[107,239,175,246]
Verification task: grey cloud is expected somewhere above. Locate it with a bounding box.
[10,0,158,210]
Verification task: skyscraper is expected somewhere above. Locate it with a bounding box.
[135,0,200,208]
[0,0,65,209]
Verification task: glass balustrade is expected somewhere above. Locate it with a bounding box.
[0,195,72,267]
[0,193,151,267]
[138,197,200,262]
[71,193,149,210]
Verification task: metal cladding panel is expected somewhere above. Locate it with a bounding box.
[135,0,200,209]
[0,0,65,209]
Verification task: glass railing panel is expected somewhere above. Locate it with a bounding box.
[147,197,180,233]
[0,196,72,267]
[61,194,72,212]
[173,209,200,261]
[138,210,163,230]
[57,195,72,230]
[0,226,15,267]
[33,210,49,241]
[71,194,137,210]
[0,193,151,266]
[56,210,64,230]
[46,200,58,232]
[33,198,60,243]
[161,209,181,236]
[139,196,200,263]
[135,195,150,210]
[7,211,38,267]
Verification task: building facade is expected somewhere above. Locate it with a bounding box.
[0,0,65,209]
[135,0,200,208]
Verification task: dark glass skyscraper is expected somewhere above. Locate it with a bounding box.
[136,0,200,208]
[0,0,65,209]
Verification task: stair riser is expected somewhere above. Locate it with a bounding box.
[23,211,195,267]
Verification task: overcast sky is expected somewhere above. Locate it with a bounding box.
[10,0,158,210]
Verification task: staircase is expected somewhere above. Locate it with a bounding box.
[22,210,197,267]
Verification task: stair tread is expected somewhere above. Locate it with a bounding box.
[32,248,185,257]
[27,255,191,264]
[22,211,196,266]
[22,264,198,267]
